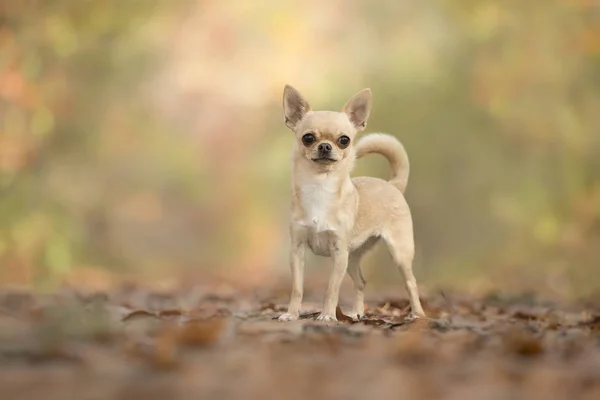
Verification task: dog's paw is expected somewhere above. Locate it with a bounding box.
[404,312,426,322]
[316,312,337,322]
[347,312,363,321]
[278,312,299,322]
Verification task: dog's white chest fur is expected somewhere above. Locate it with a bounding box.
[298,176,339,232]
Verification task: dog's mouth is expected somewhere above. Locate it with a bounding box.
[311,157,337,164]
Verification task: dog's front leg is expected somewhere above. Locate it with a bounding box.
[278,230,306,321]
[317,237,348,322]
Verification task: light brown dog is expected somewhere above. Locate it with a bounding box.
[278,85,426,322]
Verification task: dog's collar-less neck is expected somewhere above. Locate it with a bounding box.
[293,171,356,231]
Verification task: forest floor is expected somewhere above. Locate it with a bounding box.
[1,281,600,400]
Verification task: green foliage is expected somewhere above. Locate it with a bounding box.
[0,1,178,285]
[1,0,599,294]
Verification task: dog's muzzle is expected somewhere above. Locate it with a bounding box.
[313,142,336,163]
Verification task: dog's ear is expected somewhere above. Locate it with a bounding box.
[283,85,310,130]
[342,88,372,130]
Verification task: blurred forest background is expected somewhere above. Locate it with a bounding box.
[1,0,599,298]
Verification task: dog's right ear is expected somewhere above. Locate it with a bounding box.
[283,85,310,130]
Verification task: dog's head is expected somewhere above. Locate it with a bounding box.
[283,85,371,171]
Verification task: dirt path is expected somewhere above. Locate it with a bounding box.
[1,285,599,399]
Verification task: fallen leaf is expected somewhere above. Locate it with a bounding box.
[377,298,410,310]
[299,311,320,320]
[154,323,181,369]
[579,314,600,332]
[122,310,159,322]
[177,318,227,347]
[504,330,544,357]
[360,317,390,327]
[158,309,184,320]
[512,310,541,321]
[124,335,179,371]
[335,307,354,323]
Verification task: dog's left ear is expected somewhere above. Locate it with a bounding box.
[343,88,372,130]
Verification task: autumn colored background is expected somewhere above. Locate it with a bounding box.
[1,0,599,298]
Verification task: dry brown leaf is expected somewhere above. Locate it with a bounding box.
[377,299,410,310]
[512,310,542,321]
[158,309,184,320]
[299,311,320,320]
[360,317,390,327]
[259,302,281,312]
[335,307,354,323]
[187,306,231,320]
[579,314,600,332]
[122,310,159,322]
[504,330,544,357]
[124,338,179,370]
[154,323,181,369]
[177,318,227,347]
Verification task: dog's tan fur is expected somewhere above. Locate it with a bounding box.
[278,85,425,322]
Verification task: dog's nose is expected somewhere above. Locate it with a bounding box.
[318,143,332,152]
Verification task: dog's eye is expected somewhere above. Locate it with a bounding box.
[301,133,316,146]
[337,135,351,148]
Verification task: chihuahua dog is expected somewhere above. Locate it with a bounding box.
[278,85,426,322]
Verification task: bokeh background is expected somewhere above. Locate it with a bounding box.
[1,0,599,298]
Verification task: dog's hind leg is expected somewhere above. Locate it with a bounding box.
[382,226,426,318]
[346,237,378,319]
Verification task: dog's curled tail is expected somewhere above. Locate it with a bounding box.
[355,133,410,193]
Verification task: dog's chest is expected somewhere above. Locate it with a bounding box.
[296,179,340,257]
[298,180,338,232]
[306,230,333,257]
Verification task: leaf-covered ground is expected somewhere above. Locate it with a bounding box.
[1,283,600,400]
